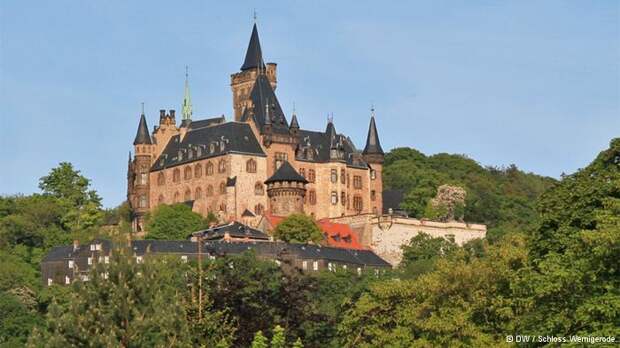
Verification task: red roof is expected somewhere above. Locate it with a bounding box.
[264,215,365,250]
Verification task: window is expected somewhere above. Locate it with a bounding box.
[302,261,308,270]
[184,166,192,180]
[219,182,226,194]
[330,169,337,183]
[313,261,319,271]
[299,168,305,177]
[157,172,165,186]
[140,165,147,185]
[194,164,202,178]
[340,169,346,183]
[88,257,92,265]
[255,182,264,195]
[219,203,227,212]
[353,195,363,212]
[370,169,377,180]
[195,187,203,199]
[139,194,147,208]
[309,190,316,205]
[184,189,191,201]
[371,190,376,201]
[341,192,346,206]
[357,267,362,276]
[353,175,362,189]
[346,174,350,188]
[181,255,188,263]
[218,159,226,173]
[47,278,53,286]
[173,169,181,183]
[65,276,70,285]
[246,159,257,173]
[331,191,338,205]
[206,185,213,196]
[255,204,264,215]
[174,191,180,202]
[104,256,109,264]
[328,263,334,272]
[347,194,350,209]
[68,260,74,269]
[206,162,214,175]
[275,152,287,169]
[308,169,316,183]
[136,256,143,264]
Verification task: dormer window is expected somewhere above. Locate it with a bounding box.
[210,143,215,153]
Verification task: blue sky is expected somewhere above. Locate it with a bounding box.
[1,1,618,207]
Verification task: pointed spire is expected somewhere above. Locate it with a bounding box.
[325,114,336,138]
[289,103,299,130]
[133,112,152,145]
[362,106,384,156]
[241,23,266,71]
[182,66,193,121]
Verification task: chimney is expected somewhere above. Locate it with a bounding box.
[159,109,166,118]
[73,240,80,251]
[169,110,176,119]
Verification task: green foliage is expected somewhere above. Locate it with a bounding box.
[251,330,268,348]
[39,162,103,231]
[383,148,556,235]
[145,203,207,240]
[270,325,286,348]
[399,232,458,278]
[272,213,323,244]
[0,292,42,347]
[292,337,304,348]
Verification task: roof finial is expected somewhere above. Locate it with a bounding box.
[253,9,257,23]
[371,104,375,118]
[141,102,145,115]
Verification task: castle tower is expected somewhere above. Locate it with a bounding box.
[265,161,308,217]
[129,112,154,232]
[362,107,385,215]
[181,66,193,127]
[231,23,277,121]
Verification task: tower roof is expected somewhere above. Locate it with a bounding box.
[133,113,152,145]
[265,161,308,184]
[249,74,289,133]
[241,24,266,71]
[181,66,192,121]
[289,113,300,129]
[362,115,384,155]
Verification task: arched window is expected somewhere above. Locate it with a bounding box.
[194,164,202,178]
[218,159,226,173]
[246,159,257,173]
[254,182,264,195]
[140,165,148,185]
[340,169,346,183]
[330,169,338,183]
[219,182,226,194]
[184,166,192,180]
[341,191,346,206]
[331,191,338,205]
[158,194,164,204]
[184,189,191,201]
[195,187,203,200]
[353,195,363,212]
[173,169,181,183]
[206,162,213,175]
[206,185,213,196]
[219,203,227,212]
[254,204,264,215]
[308,169,316,183]
[174,191,180,202]
[157,172,165,186]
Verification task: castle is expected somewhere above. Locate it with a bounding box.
[127,23,384,233]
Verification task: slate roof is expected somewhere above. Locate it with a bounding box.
[362,116,384,155]
[265,161,308,184]
[133,114,152,145]
[245,74,290,134]
[382,189,407,216]
[241,24,266,71]
[188,115,225,130]
[151,121,265,171]
[192,221,269,241]
[296,128,368,168]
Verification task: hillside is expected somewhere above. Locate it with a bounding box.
[383,147,557,240]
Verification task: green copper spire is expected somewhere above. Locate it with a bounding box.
[182,66,193,121]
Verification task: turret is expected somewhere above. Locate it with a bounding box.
[231,23,277,121]
[362,107,384,215]
[265,161,308,217]
[362,108,384,164]
[129,111,154,233]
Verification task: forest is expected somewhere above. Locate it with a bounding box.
[0,138,618,347]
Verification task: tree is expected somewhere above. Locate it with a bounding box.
[29,252,192,347]
[251,331,268,348]
[145,204,207,240]
[39,162,102,231]
[270,325,286,348]
[272,214,323,244]
[399,232,458,278]
[292,337,304,348]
